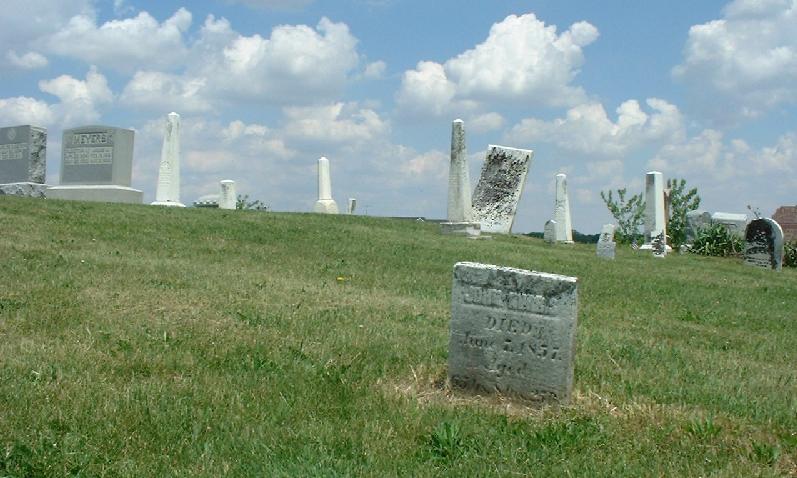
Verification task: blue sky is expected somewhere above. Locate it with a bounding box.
[2,0,796,232]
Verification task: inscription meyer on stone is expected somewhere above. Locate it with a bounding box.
[0,125,46,184]
[60,126,135,186]
[448,262,578,403]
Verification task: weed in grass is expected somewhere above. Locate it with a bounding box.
[750,441,780,466]
[427,421,464,460]
[685,416,722,441]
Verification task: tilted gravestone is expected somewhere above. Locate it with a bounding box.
[471,145,533,234]
[744,218,784,271]
[47,125,142,203]
[448,262,578,403]
[596,224,616,259]
[0,125,47,197]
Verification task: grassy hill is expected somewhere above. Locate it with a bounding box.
[1,196,795,477]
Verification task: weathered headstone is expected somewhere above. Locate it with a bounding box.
[596,224,616,259]
[652,232,667,258]
[744,218,784,271]
[0,125,47,198]
[313,156,338,214]
[219,180,236,210]
[152,112,185,207]
[641,171,667,250]
[448,262,578,403]
[685,210,712,244]
[710,212,747,238]
[347,198,357,215]
[543,220,557,244]
[553,173,573,243]
[441,119,480,236]
[471,145,533,234]
[47,125,142,203]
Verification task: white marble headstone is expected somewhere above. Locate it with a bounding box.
[152,112,185,207]
[219,179,236,210]
[543,220,557,244]
[553,173,573,243]
[596,224,616,259]
[313,156,339,214]
[642,171,666,249]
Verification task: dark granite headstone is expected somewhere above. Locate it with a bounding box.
[60,126,134,186]
[744,218,784,271]
[0,125,46,184]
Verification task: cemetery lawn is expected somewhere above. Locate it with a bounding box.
[1,196,796,478]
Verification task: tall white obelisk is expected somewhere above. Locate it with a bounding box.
[313,156,339,214]
[152,112,185,207]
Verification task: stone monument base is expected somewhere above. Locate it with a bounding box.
[47,185,143,204]
[0,182,48,198]
[640,244,673,251]
[440,221,481,237]
[314,199,339,214]
[151,201,186,207]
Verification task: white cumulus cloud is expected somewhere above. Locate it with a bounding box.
[673,0,797,121]
[120,71,211,113]
[397,13,598,117]
[6,50,48,69]
[45,8,192,73]
[39,66,113,125]
[507,98,684,156]
[0,97,56,125]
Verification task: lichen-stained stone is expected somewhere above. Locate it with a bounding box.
[471,145,533,234]
[448,262,578,404]
[0,125,47,187]
[596,224,616,259]
[744,218,784,271]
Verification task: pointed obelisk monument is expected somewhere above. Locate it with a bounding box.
[553,173,573,243]
[313,156,339,214]
[440,119,480,236]
[641,171,668,250]
[151,112,185,207]
[219,179,236,210]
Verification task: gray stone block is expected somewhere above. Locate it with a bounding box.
[448,262,578,403]
[60,126,135,186]
[46,185,143,204]
[0,125,46,184]
[440,221,481,237]
[0,182,48,198]
[744,218,784,271]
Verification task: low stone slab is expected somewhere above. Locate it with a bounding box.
[448,262,578,403]
[46,185,143,204]
[441,222,481,237]
[0,182,48,198]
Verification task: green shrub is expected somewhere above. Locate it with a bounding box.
[690,224,744,257]
[785,241,797,267]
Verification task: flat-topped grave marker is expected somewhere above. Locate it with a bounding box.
[471,145,533,234]
[448,262,578,404]
[0,124,47,197]
[48,125,142,203]
[744,218,784,271]
[596,224,616,259]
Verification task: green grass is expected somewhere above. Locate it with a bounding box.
[1,196,795,477]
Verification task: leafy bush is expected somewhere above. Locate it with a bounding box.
[785,241,797,267]
[690,224,744,257]
[600,188,644,244]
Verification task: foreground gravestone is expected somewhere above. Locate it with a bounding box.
[0,125,47,198]
[219,179,236,210]
[744,218,784,271]
[441,119,480,236]
[152,112,185,207]
[313,156,338,214]
[596,224,616,259]
[471,145,533,234]
[448,262,578,403]
[47,125,142,203]
[553,173,573,243]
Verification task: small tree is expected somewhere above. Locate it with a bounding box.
[236,194,270,211]
[666,178,701,248]
[600,188,645,244]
